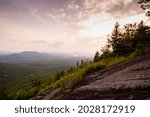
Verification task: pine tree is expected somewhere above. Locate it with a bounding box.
[110,22,123,56]
[93,51,100,62]
[120,23,137,55]
[133,21,150,50]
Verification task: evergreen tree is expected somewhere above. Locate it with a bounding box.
[100,35,112,58]
[109,22,123,56]
[100,45,111,58]
[120,23,137,55]
[93,51,100,62]
[133,21,150,50]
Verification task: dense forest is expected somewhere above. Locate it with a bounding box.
[0,58,87,99]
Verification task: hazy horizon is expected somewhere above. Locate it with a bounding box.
[0,0,149,56]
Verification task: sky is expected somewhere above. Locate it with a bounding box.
[0,0,149,56]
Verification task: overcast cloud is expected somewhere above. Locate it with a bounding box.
[0,0,148,56]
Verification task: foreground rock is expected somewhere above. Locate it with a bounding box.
[63,54,150,100]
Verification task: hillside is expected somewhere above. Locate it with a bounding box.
[0,51,88,99]
[33,54,150,100]
[63,54,150,99]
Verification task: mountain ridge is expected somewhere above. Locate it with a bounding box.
[0,51,87,63]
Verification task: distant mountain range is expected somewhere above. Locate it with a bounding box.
[0,51,88,63]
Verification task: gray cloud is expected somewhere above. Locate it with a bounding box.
[106,0,143,18]
[0,0,143,24]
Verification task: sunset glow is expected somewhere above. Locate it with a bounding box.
[0,0,148,56]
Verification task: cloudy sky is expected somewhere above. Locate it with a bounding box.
[0,0,148,56]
